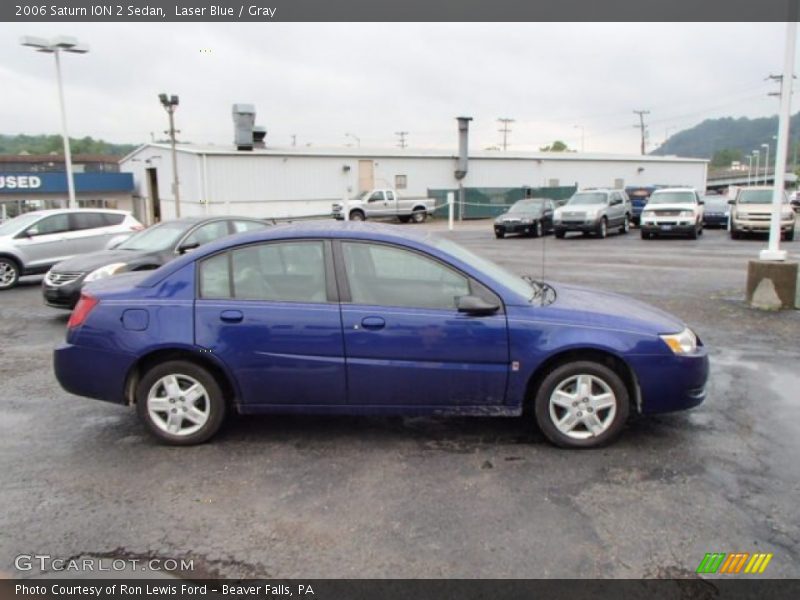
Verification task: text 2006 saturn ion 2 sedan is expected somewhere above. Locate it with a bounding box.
[54,222,709,448]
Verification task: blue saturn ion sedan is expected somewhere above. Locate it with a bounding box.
[54,222,709,448]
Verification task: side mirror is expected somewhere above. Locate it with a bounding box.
[698,199,705,205]
[456,295,499,315]
[178,242,200,254]
[727,199,736,205]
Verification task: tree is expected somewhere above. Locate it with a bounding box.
[539,140,570,152]
[711,148,743,168]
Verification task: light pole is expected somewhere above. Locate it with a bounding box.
[753,150,760,187]
[20,35,89,210]
[345,133,360,148]
[573,125,585,152]
[761,143,770,185]
[747,155,753,186]
[159,93,181,218]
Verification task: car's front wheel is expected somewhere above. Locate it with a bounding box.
[0,257,20,290]
[136,360,226,445]
[597,218,608,239]
[532,221,543,238]
[534,361,630,448]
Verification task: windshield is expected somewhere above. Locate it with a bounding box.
[508,199,544,213]
[567,193,607,206]
[738,189,787,204]
[118,221,190,252]
[351,191,369,201]
[703,197,728,211]
[432,236,535,301]
[0,212,43,236]
[648,191,695,204]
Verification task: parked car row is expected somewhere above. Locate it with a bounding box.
[492,186,796,242]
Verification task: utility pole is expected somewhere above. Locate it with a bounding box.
[395,131,408,149]
[291,134,297,146]
[633,110,650,155]
[159,93,181,218]
[497,118,514,151]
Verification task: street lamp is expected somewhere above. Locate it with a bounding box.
[20,35,89,210]
[159,93,181,218]
[761,143,770,185]
[746,155,753,186]
[752,150,760,187]
[345,133,360,148]
[573,125,585,152]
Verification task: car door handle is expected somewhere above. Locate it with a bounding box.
[220,310,244,323]
[360,316,386,330]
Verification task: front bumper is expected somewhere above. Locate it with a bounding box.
[42,279,83,309]
[554,219,601,233]
[732,218,795,233]
[640,220,697,235]
[703,215,729,228]
[495,221,536,235]
[629,346,710,414]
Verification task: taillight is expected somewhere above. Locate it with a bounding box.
[68,294,99,329]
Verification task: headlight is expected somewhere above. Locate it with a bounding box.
[642,211,655,220]
[660,328,697,355]
[679,210,693,218]
[520,218,533,224]
[84,262,127,282]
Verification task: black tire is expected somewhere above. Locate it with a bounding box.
[555,229,566,239]
[688,225,698,240]
[398,215,411,223]
[621,215,630,234]
[411,210,427,223]
[597,218,608,239]
[0,256,20,291]
[349,210,365,222]
[533,360,630,449]
[640,231,653,240]
[730,228,740,240]
[495,230,505,239]
[136,360,227,446]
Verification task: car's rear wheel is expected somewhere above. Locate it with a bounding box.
[0,257,20,290]
[136,360,226,445]
[411,210,427,223]
[534,361,629,448]
[349,210,365,222]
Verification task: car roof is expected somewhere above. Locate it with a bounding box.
[11,208,131,217]
[652,187,696,193]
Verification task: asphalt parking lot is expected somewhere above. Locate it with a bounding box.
[1,221,799,579]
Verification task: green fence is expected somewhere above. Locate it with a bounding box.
[428,186,577,219]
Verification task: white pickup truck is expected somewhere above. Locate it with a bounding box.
[332,188,436,223]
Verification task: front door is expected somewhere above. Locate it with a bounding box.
[15,212,74,270]
[336,241,509,407]
[194,240,346,409]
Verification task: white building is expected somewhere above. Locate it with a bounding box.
[119,143,708,224]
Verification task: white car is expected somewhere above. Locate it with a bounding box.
[0,208,143,290]
[640,188,705,240]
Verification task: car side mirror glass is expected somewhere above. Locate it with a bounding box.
[456,294,499,315]
[727,199,736,205]
[698,200,704,205]
[178,242,200,254]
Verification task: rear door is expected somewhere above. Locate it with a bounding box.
[194,240,346,408]
[335,240,509,408]
[68,212,116,255]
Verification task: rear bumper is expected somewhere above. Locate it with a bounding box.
[629,348,710,414]
[54,343,136,405]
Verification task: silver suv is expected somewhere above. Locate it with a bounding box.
[553,189,632,238]
[0,209,143,290]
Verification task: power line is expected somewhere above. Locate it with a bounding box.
[633,110,650,155]
[395,131,408,149]
[497,117,514,150]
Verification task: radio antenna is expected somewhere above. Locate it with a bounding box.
[540,219,547,306]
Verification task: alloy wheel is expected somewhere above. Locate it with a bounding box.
[147,374,211,436]
[548,374,617,440]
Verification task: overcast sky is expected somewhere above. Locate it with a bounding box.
[0,22,792,154]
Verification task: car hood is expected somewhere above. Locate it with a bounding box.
[51,249,163,273]
[497,211,542,220]
[557,204,605,212]
[736,203,789,214]
[644,203,698,212]
[534,282,686,335]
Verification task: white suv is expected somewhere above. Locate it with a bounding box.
[640,188,705,239]
[0,209,143,290]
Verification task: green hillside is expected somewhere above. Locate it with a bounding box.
[0,134,138,157]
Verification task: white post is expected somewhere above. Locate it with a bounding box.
[53,50,77,210]
[447,192,454,231]
[343,196,349,221]
[764,144,770,185]
[760,21,795,262]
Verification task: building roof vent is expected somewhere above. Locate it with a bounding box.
[232,103,256,151]
[253,125,267,149]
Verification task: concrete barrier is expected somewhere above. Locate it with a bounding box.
[746,260,798,310]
